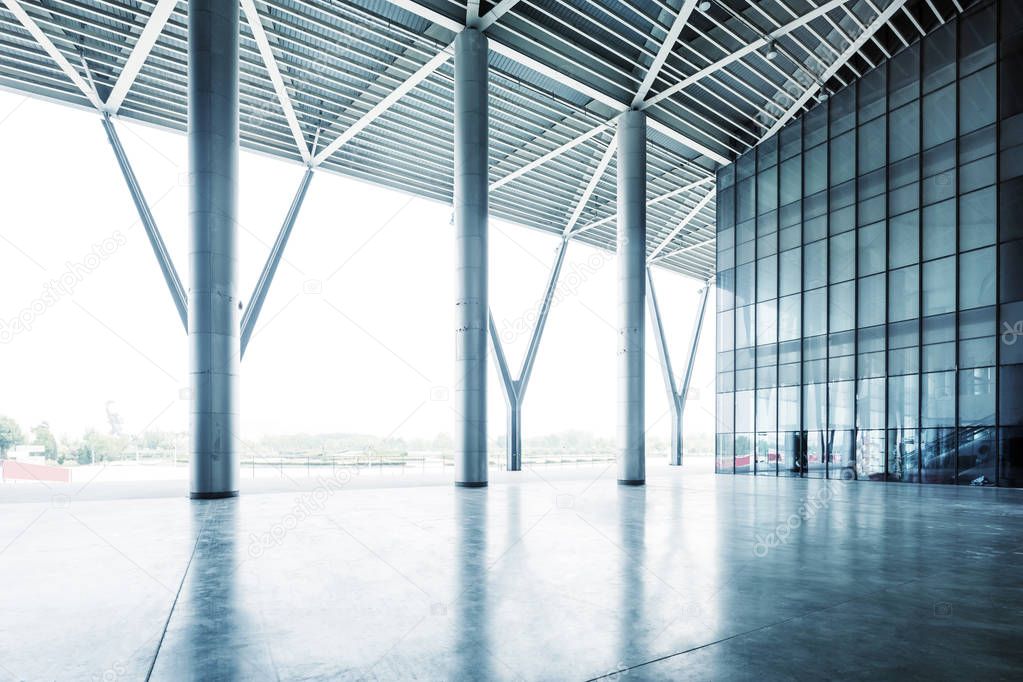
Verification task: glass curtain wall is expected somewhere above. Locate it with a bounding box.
[715,0,1023,486]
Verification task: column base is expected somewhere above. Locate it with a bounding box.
[617,479,645,486]
[189,490,239,499]
[455,481,488,488]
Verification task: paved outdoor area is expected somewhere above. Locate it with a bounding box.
[1,462,1021,680]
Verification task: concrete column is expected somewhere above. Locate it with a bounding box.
[453,29,489,488]
[617,110,646,485]
[188,0,239,499]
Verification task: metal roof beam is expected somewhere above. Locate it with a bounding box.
[1,0,102,108]
[104,0,177,115]
[381,0,724,163]
[762,0,909,140]
[490,120,611,190]
[649,233,714,264]
[573,176,713,236]
[642,0,854,110]
[311,41,453,167]
[633,0,698,107]
[241,0,311,164]
[564,130,617,236]
[648,188,715,262]
[101,115,188,330]
[241,168,314,357]
[478,0,522,32]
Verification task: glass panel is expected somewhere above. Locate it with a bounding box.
[960,247,996,309]
[804,144,827,196]
[830,130,855,185]
[757,166,777,216]
[960,187,996,250]
[921,428,956,484]
[922,256,955,316]
[923,84,955,149]
[922,199,955,260]
[888,428,919,482]
[804,239,827,289]
[889,266,919,322]
[737,177,755,223]
[780,118,802,160]
[829,232,855,283]
[830,86,855,135]
[780,156,801,206]
[736,262,755,308]
[830,281,855,333]
[758,136,778,169]
[960,4,996,75]
[804,103,828,148]
[1000,429,1023,488]
[829,428,856,480]
[779,431,801,477]
[716,434,734,473]
[805,430,827,478]
[735,433,753,474]
[804,287,827,337]
[857,377,886,430]
[757,255,777,302]
[757,300,777,344]
[960,66,997,134]
[778,294,801,341]
[889,102,920,162]
[859,66,886,121]
[1000,365,1023,426]
[859,273,886,328]
[889,211,919,268]
[859,221,886,275]
[858,117,885,172]
[889,43,920,109]
[923,21,955,92]
[736,305,754,349]
[888,374,918,429]
[779,247,801,297]
[856,430,886,481]
[960,367,996,426]
[957,427,996,486]
[922,371,956,427]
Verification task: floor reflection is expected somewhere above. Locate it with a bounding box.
[453,489,491,680]
[618,486,646,671]
[154,499,273,681]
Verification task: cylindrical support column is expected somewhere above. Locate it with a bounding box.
[617,110,646,485]
[507,400,521,471]
[188,0,240,499]
[670,407,683,467]
[453,29,489,488]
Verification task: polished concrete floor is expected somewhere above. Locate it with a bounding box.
[2,462,1022,681]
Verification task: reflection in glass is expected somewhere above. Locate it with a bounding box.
[888,428,919,482]
[921,428,956,484]
[957,427,996,485]
[735,433,753,474]
[856,430,886,481]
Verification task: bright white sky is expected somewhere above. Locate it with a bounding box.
[0,89,716,446]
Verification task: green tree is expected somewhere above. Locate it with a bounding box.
[0,416,24,459]
[31,422,58,461]
[81,430,130,462]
